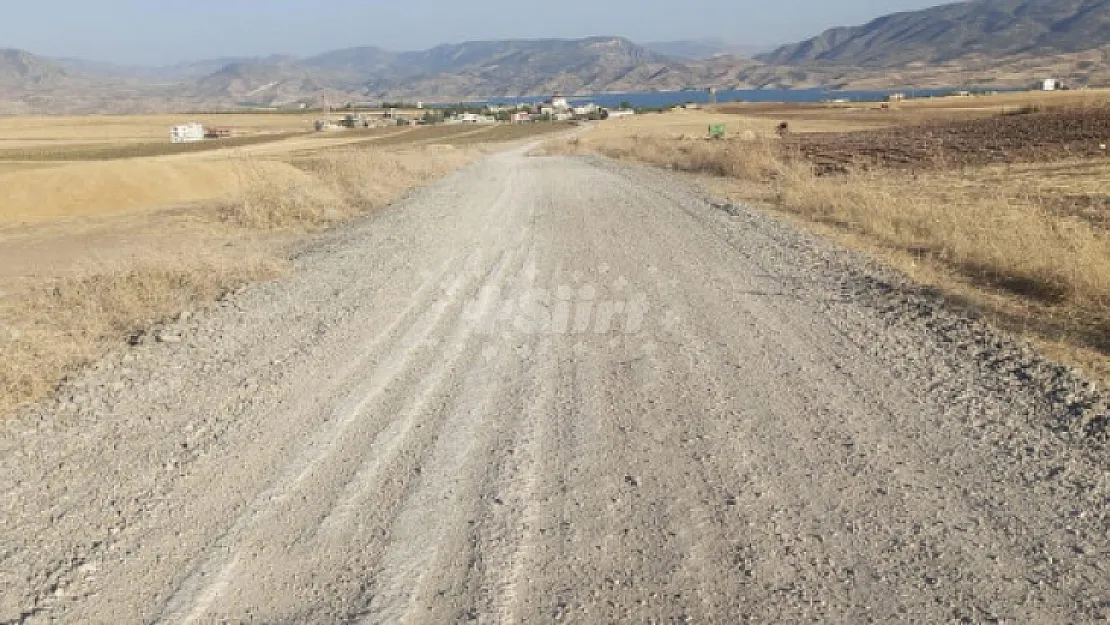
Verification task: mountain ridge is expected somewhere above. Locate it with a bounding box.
[758,0,1110,67]
[0,48,68,84]
[5,15,1110,114]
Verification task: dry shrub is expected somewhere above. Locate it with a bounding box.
[229,160,348,229]
[224,146,476,229]
[0,255,286,415]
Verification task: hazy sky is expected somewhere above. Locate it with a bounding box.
[1,0,949,65]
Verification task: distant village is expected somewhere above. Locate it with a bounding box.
[170,96,635,142]
[171,78,1070,142]
[311,96,636,132]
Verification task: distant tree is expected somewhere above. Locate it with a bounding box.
[619,100,633,110]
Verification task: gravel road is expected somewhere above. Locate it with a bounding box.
[2,146,1108,623]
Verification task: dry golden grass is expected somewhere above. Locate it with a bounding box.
[773,166,1110,307]
[582,110,776,141]
[0,141,480,417]
[0,254,286,416]
[554,134,781,180]
[225,145,478,229]
[0,141,479,227]
[0,121,559,227]
[0,158,290,224]
[0,132,307,162]
[0,112,329,147]
[895,89,1110,111]
[550,129,1110,377]
[0,162,62,174]
[0,105,569,418]
[717,89,1110,133]
[439,122,573,145]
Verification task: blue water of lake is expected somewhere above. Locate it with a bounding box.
[469,87,994,109]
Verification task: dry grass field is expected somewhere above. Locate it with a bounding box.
[0,132,309,162]
[550,89,1110,382]
[0,115,568,416]
[439,122,572,145]
[0,111,422,147]
[0,113,313,156]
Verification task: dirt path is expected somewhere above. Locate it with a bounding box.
[1,147,1108,623]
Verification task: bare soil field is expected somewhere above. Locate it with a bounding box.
[786,107,1110,173]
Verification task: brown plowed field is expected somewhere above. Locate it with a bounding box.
[786,107,1110,173]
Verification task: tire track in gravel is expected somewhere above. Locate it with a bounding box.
[361,204,551,623]
[485,338,559,624]
[4,148,1108,624]
[157,163,529,624]
[363,276,541,623]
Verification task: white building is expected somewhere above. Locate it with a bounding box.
[606,109,636,119]
[451,113,496,124]
[1043,78,1063,91]
[550,96,570,110]
[170,123,205,144]
[573,103,599,116]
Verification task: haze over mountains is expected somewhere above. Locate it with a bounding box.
[0,38,766,113]
[5,0,1110,113]
[643,38,765,60]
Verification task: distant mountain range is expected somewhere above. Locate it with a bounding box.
[50,56,269,82]
[758,0,1110,67]
[0,48,67,84]
[7,0,1110,114]
[2,37,749,113]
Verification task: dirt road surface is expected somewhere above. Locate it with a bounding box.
[2,146,1108,623]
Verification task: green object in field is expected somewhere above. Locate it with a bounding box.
[708,124,726,139]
